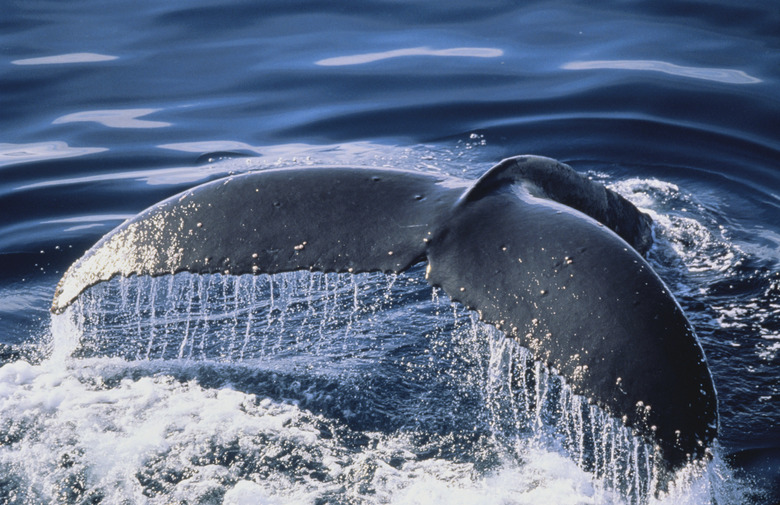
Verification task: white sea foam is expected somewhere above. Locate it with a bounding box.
[1,355,737,504]
[17,263,746,504]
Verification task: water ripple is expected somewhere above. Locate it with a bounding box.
[316,47,503,66]
[0,142,107,167]
[562,60,761,84]
[11,53,118,66]
[53,108,171,129]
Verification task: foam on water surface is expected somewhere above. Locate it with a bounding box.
[4,267,739,503]
[0,353,740,504]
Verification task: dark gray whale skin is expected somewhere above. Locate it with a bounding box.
[51,155,717,470]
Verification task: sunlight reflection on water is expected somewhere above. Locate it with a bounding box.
[53,108,171,129]
[316,46,504,66]
[11,52,118,65]
[562,60,761,84]
[0,142,107,167]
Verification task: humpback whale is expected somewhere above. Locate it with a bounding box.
[51,155,717,470]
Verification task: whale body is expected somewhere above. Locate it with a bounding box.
[51,155,717,469]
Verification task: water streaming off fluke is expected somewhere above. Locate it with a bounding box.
[43,269,724,504]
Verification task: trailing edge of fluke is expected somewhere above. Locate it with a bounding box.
[51,155,717,470]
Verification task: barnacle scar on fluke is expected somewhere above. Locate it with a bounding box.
[51,155,717,470]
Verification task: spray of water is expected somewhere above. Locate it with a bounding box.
[36,268,746,504]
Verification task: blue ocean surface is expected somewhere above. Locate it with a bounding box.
[1,1,779,503]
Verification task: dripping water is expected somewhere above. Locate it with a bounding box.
[50,268,726,504]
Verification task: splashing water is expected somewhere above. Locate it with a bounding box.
[6,264,743,504]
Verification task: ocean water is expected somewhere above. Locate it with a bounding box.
[1,1,779,504]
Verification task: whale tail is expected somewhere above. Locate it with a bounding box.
[51,155,716,470]
[463,156,654,254]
